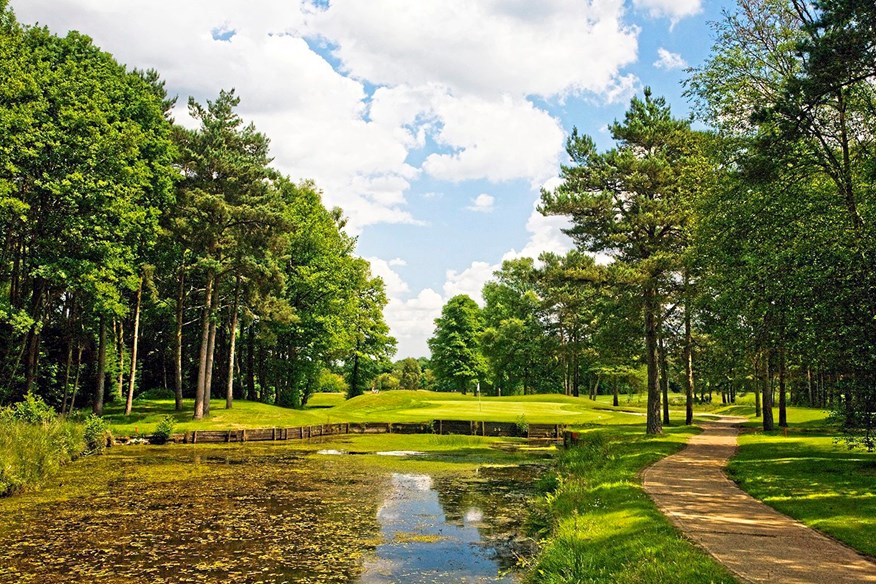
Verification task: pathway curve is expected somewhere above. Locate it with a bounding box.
[642,418,876,583]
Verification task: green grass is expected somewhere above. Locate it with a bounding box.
[527,425,736,583]
[0,418,84,496]
[729,429,876,557]
[103,398,331,436]
[104,391,654,435]
[105,390,834,436]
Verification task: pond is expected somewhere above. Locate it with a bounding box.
[0,435,548,583]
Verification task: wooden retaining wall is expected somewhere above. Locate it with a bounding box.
[172,420,563,444]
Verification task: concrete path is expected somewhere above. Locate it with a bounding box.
[642,419,876,583]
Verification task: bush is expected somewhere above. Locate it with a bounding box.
[134,387,176,401]
[6,393,56,424]
[84,414,110,453]
[152,415,176,444]
[515,414,529,436]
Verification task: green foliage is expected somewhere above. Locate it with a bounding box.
[83,415,110,453]
[0,416,83,496]
[152,415,175,445]
[317,369,348,394]
[395,357,421,390]
[134,387,175,401]
[5,393,55,424]
[372,372,400,391]
[514,414,529,436]
[428,295,486,394]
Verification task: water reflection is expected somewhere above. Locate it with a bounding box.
[359,473,516,583]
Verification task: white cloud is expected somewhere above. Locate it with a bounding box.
[601,73,640,105]
[654,48,687,70]
[422,93,566,184]
[384,288,445,358]
[503,207,574,263]
[371,86,567,186]
[632,0,701,22]
[443,262,497,304]
[388,258,407,267]
[306,0,639,99]
[364,256,410,297]
[466,194,495,213]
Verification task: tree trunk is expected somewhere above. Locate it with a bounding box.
[659,333,670,425]
[93,316,107,416]
[125,274,144,416]
[349,343,361,398]
[226,276,241,409]
[204,283,219,417]
[246,324,256,401]
[174,267,185,411]
[644,286,662,435]
[683,273,695,425]
[572,352,580,397]
[62,333,74,415]
[778,346,787,427]
[68,343,83,415]
[754,355,762,418]
[762,349,774,431]
[257,345,267,402]
[23,278,45,396]
[807,366,813,407]
[115,318,124,402]
[194,271,214,420]
[612,380,619,407]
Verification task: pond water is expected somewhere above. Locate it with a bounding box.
[0,437,543,583]
[360,473,516,583]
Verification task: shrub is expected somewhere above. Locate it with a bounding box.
[515,414,529,437]
[152,415,176,444]
[134,387,176,401]
[7,393,56,424]
[84,414,110,453]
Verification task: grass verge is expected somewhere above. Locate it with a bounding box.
[526,425,736,583]
[729,429,876,557]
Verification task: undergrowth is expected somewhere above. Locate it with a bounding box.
[0,395,85,496]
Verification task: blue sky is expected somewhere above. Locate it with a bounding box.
[14,0,736,358]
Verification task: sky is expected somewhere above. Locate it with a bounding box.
[13,0,735,358]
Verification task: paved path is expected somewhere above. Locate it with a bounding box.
[642,419,876,583]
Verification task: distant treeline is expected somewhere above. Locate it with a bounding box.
[0,4,395,417]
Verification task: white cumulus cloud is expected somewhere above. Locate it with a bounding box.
[632,0,702,22]
[466,194,495,213]
[306,0,639,99]
[654,48,687,70]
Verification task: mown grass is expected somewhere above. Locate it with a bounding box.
[526,426,736,583]
[103,398,332,435]
[729,428,876,557]
[104,391,650,435]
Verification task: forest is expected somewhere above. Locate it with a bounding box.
[425,0,876,444]
[0,3,396,420]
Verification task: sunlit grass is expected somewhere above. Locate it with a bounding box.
[730,429,876,557]
[527,425,736,583]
